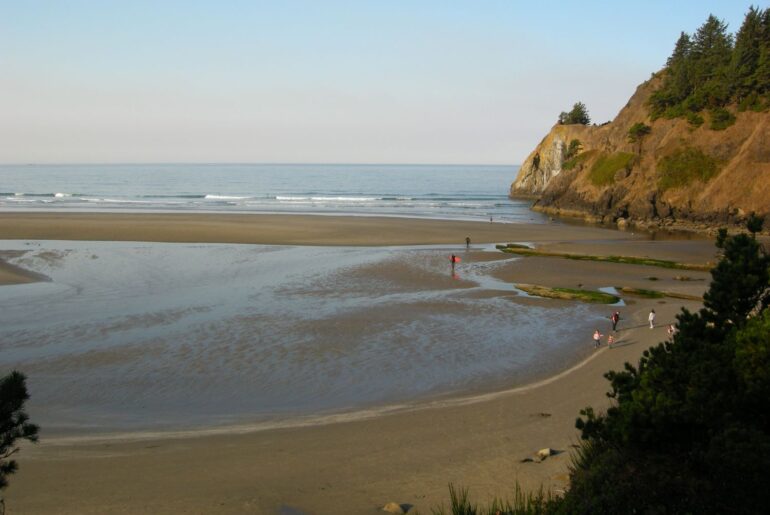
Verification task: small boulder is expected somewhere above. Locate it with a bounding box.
[616,218,628,230]
[537,448,554,461]
[382,502,406,514]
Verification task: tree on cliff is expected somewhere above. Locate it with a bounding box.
[649,8,770,120]
[558,102,591,125]
[0,371,39,511]
[731,6,764,102]
[627,122,651,155]
[560,217,770,513]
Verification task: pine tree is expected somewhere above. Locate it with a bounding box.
[567,102,590,125]
[731,6,764,101]
[0,371,39,494]
[755,8,770,94]
[564,217,770,513]
[690,15,734,108]
[667,31,694,103]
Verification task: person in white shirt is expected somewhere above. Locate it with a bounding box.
[649,309,656,329]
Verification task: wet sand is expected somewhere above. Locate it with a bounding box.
[0,212,634,248]
[0,214,715,514]
[0,251,48,285]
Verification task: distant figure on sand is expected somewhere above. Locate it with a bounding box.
[465,236,471,249]
[607,334,615,348]
[450,254,458,271]
[667,324,677,338]
[610,311,620,331]
[648,309,656,329]
[593,329,603,348]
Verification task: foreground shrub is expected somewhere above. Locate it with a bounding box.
[571,219,770,513]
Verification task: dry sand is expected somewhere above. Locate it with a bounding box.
[0,213,714,514]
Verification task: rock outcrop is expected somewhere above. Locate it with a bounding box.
[511,75,770,232]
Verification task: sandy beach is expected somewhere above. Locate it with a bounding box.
[0,213,713,514]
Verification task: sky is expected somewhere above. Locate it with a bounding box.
[0,1,760,164]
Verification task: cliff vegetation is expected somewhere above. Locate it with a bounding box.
[511,8,770,232]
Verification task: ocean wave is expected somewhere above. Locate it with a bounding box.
[4,192,83,198]
[140,194,207,199]
[204,194,250,200]
[276,196,379,202]
[81,198,149,204]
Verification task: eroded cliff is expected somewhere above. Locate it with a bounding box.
[511,76,770,232]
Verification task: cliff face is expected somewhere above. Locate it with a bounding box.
[511,76,770,231]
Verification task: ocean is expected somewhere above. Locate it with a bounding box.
[0,163,542,223]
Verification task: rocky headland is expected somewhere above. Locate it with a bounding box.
[511,75,770,233]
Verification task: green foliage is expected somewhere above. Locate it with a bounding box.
[430,483,554,515]
[499,245,711,271]
[564,139,582,160]
[627,122,651,143]
[569,219,770,513]
[0,371,39,491]
[704,227,770,325]
[648,8,770,126]
[618,287,665,298]
[588,152,635,186]
[516,284,619,304]
[747,211,764,235]
[562,150,596,171]
[709,106,737,129]
[686,111,704,127]
[731,6,765,101]
[657,146,719,190]
[558,102,591,125]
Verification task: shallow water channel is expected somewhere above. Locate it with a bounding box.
[0,241,610,435]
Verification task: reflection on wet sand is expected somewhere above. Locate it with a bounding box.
[0,241,609,436]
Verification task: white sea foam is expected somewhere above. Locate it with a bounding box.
[204,194,249,200]
[0,163,540,223]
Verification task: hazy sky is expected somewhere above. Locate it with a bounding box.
[0,1,757,164]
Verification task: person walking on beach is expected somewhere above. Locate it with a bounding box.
[610,311,620,331]
[607,334,615,348]
[667,324,677,338]
[450,254,457,271]
[465,236,471,249]
[593,329,603,348]
[648,309,656,329]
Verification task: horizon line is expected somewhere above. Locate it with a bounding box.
[0,161,521,167]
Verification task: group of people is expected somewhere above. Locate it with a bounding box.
[593,311,621,348]
[593,309,678,349]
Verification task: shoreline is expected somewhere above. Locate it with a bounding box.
[42,339,608,446]
[7,298,694,514]
[0,211,637,247]
[1,215,715,513]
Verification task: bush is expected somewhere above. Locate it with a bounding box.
[709,106,736,130]
[657,147,719,190]
[686,111,704,127]
[562,150,596,171]
[627,123,651,143]
[588,152,635,186]
[564,139,582,160]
